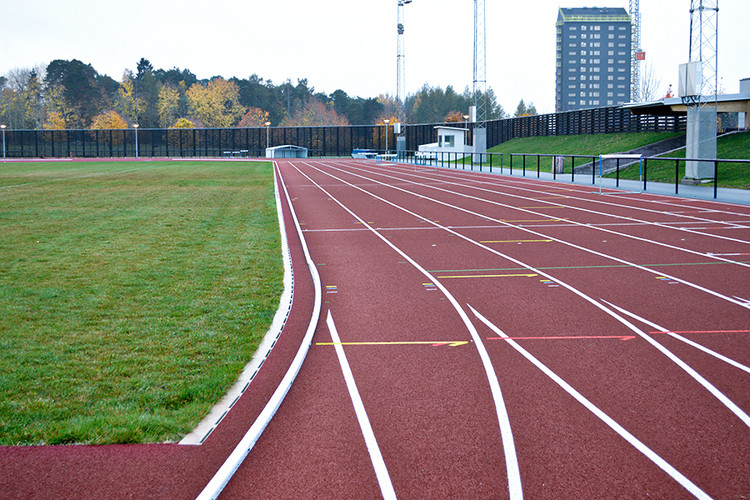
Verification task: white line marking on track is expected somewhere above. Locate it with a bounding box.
[291,161,524,500]
[196,164,323,500]
[601,299,750,427]
[302,160,750,428]
[602,301,750,377]
[319,161,750,310]
[326,311,397,499]
[468,305,712,500]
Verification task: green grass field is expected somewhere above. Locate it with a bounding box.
[486,131,683,172]
[0,160,282,445]
[606,130,750,188]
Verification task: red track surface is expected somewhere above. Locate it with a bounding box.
[3,158,750,499]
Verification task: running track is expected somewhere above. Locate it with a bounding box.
[2,158,750,498]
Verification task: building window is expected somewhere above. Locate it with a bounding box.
[609,25,615,31]
[608,50,615,56]
[607,100,614,105]
[608,59,614,64]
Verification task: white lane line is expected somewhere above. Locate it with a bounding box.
[304,159,750,428]
[318,161,750,310]
[292,161,524,500]
[360,161,750,259]
[196,163,323,500]
[469,305,712,500]
[326,311,397,500]
[601,300,750,428]
[601,301,750,377]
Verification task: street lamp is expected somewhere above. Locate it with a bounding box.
[383,119,390,152]
[133,124,139,159]
[265,121,271,151]
[1,125,6,159]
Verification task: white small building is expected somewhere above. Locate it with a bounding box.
[418,126,472,155]
[265,145,308,158]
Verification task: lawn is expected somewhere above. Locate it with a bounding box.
[606,130,750,188]
[484,131,684,173]
[0,160,282,445]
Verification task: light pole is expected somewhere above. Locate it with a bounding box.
[1,125,6,159]
[133,124,139,159]
[265,121,271,151]
[383,119,390,152]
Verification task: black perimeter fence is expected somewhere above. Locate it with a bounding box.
[0,106,687,159]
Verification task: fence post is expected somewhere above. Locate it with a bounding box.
[675,159,680,194]
[537,155,540,178]
[643,158,648,191]
[522,155,526,176]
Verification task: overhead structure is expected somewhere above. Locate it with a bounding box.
[680,0,719,179]
[629,0,641,102]
[396,0,412,154]
[472,0,487,158]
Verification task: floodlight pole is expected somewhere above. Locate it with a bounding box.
[133,124,139,159]
[396,0,412,155]
[265,121,271,150]
[383,119,390,152]
[1,125,6,159]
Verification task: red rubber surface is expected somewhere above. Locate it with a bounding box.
[2,159,749,498]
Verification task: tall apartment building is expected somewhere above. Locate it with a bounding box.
[555,7,632,112]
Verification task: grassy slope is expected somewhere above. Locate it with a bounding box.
[486,131,683,172]
[609,130,750,188]
[0,160,282,445]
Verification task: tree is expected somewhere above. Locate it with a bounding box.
[157,85,180,128]
[444,110,466,123]
[115,72,143,125]
[280,98,349,126]
[43,111,66,130]
[90,110,128,129]
[514,100,527,117]
[171,117,195,129]
[134,59,161,127]
[44,59,104,127]
[186,77,244,128]
[238,107,270,127]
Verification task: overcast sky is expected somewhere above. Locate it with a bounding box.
[2,0,748,114]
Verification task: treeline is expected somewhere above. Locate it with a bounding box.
[0,58,523,130]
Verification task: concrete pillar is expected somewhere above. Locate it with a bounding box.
[685,106,717,179]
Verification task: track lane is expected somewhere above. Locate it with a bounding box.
[284,159,750,496]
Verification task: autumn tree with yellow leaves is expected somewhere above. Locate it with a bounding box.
[186,78,244,128]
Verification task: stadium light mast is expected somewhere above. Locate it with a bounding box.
[396,0,411,155]
[1,125,6,159]
[630,0,642,102]
[473,0,487,159]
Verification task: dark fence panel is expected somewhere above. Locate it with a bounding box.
[0,106,689,159]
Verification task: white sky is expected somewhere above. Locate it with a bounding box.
[1,0,748,115]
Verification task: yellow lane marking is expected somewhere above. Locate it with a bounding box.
[317,341,469,347]
[437,273,539,279]
[480,239,553,243]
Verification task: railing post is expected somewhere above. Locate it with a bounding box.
[489,153,493,173]
[616,158,620,187]
[571,156,575,183]
[522,155,526,176]
[675,159,680,194]
[537,155,540,178]
[714,160,718,199]
[643,158,648,191]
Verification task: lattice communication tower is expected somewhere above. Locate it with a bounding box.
[473,0,487,128]
[688,0,719,101]
[396,0,411,130]
[629,0,641,101]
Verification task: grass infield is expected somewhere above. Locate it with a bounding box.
[0,160,282,445]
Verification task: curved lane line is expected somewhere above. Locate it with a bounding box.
[303,160,750,429]
[196,163,323,500]
[320,161,750,310]
[290,161,524,500]
[326,311,397,499]
[469,305,712,500]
